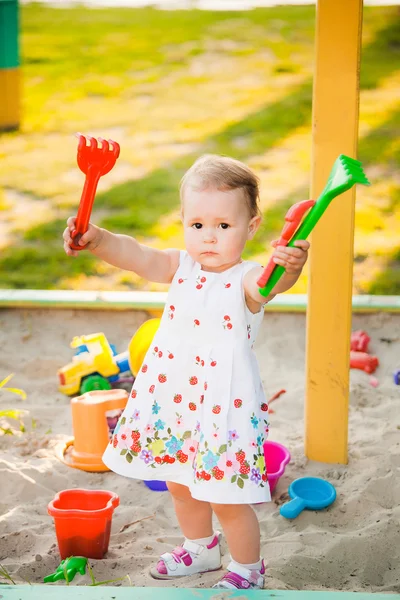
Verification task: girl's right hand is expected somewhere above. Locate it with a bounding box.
[63,216,103,257]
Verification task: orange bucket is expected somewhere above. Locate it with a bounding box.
[60,389,128,472]
[48,488,119,559]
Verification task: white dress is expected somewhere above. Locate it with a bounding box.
[103,251,271,504]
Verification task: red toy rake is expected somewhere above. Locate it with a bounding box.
[70,133,120,250]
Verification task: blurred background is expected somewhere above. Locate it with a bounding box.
[0,1,399,294]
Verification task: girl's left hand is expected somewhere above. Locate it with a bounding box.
[271,239,310,274]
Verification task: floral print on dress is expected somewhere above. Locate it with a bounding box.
[103,252,270,504]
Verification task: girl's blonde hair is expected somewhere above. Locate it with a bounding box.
[180,154,261,218]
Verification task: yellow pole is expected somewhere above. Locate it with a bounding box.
[305,0,363,464]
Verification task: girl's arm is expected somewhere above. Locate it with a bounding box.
[64,218,180,283]
[92,229,181,283]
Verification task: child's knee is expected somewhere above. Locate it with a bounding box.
[166,481,192,501]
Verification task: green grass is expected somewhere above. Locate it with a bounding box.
[0,4,400,293]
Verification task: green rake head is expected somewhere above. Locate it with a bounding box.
[321,154,371,201]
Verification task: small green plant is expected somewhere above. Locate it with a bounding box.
[0,563,16,585]
[0,374,27,435]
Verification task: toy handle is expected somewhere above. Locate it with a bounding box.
[257,200,315,290]
[70,168,101,251]
[259,194,335,297]
[279,496,306,519]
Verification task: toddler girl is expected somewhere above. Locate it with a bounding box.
[63,154,309,590]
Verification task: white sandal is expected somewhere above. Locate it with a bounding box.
[213,559,266,589]
[150,532,222,579]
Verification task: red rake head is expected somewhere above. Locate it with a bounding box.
[76,133,120,176]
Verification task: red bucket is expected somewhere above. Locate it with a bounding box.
[48,488,119,559]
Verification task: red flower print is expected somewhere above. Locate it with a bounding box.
[174,393,182,403]
[189,376,198,386]
[158,374,167,383]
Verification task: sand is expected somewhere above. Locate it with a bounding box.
[0,307,399,592]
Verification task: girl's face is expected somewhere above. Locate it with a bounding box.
[182,186,260,272]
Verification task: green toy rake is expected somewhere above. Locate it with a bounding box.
[257,154,371,297]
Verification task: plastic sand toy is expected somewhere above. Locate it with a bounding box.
[258,155,370,296]
[44,556,88,583]
[70,133,120,251]
[48,489,119,559]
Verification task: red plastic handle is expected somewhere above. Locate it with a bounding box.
[70,168,101,250]
[256,199,315,289]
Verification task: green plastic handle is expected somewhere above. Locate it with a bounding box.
[259,185,350,298]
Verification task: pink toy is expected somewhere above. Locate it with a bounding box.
[350,351,379,374]
[263,440,291,493]
[350,330,370,353]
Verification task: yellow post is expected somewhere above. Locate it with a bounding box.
[305,0,363,463]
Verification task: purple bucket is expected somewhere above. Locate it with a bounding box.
[144,480,168,492]
[263,440,291,493]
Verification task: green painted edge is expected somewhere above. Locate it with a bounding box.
[1,587,399,599]
[0,290,399,313]
[0,0,19,69]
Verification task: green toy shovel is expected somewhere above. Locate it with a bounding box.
[258,155,370,297]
